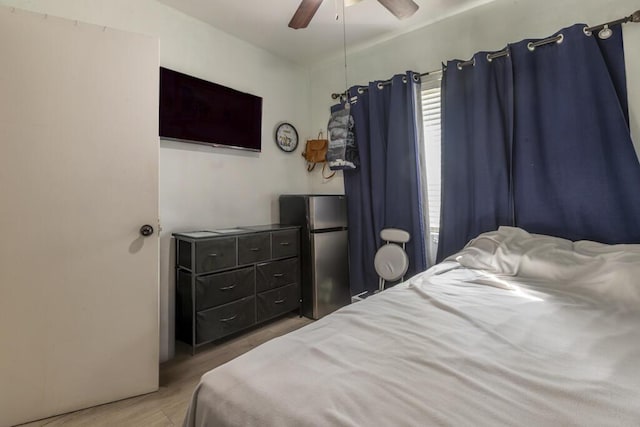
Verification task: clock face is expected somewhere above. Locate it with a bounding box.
[275,123,299,153]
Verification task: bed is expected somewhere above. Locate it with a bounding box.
[183,227,640,426]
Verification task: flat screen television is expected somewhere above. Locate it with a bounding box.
[159,67,263,151]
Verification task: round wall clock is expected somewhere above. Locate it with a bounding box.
[274,122,299,153]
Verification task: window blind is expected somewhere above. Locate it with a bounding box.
[420,73,442,238]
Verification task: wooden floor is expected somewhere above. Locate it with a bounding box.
[19,314,312,427]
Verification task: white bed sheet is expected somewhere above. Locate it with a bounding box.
[184,228,640,427]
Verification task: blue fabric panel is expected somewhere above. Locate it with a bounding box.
[437,54,514,262]
[341,92,379,296]
[383,73,427,277]
[510,24,640,244]
[342,72,427,295]
[592,25,629,124]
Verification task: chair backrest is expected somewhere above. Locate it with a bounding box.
[380,228,410,244]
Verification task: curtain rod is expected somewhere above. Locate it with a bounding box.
[330,9,640,100]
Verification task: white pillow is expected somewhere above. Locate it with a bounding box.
[448,226,640,307]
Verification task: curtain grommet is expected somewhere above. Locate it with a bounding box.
[598,24,612,40]
[556,33,564,44]
[457,58,475,70]
[357,87,364,94]
[583,26,592,36]
[412,73,420,82]
[486,53,492,63]
[527,42,535,51]
[402,76,407,84]
[377,82,384,90]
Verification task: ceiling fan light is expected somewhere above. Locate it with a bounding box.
[377,0,419,20]
[344,0,364,6]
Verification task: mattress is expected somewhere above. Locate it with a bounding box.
[184,227,640,426]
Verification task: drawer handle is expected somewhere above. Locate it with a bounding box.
[219,315,238,322]
[279,242,290,246]
[273,273,284,278]
[274,298,286,304]
[219,284,236,291]
[250,247,261,252]
[208,253,218,257]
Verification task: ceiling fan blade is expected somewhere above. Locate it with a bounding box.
[288,0,324,29]
[377,0,419,20]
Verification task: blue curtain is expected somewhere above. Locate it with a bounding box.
[438,23,640,259]
[340,90,378,296]
[343,71,427,296]
[511,24,640,244]
[437,53,514,262]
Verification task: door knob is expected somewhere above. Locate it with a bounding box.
[140,224,154,237]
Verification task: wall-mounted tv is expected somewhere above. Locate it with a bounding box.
[159,67,263,151]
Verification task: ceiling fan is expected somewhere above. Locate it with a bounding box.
[288,0,419,29]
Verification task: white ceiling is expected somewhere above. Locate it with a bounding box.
[157,0,496,65]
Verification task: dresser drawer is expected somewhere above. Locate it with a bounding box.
[196,296,256,344]
[195,266,255,310]
[238,233,271,265]
[195,238,237,274]
[272,229,299,259]
[256,258,299,292]
[257,283,299,322]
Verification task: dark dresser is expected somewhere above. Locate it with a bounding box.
[173,225,301,353]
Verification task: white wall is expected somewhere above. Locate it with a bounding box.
[0,0,315,362]
[5,0,639,363]
[308,0,640,196]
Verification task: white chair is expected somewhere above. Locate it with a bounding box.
[374,228,410,292]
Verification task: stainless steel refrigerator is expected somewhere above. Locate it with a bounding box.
[279,195,351,319]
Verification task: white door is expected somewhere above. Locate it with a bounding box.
[0,8,159,426]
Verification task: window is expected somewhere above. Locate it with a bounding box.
[420,72,442,259]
